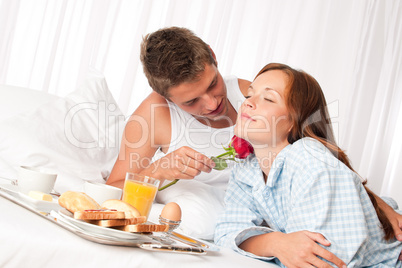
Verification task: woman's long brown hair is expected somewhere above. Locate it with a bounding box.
[255,63,394,240]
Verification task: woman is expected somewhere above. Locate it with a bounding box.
[214,63,402,267]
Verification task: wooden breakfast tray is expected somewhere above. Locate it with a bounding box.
[0,188,207,254]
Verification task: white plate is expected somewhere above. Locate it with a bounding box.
[58,208,155,241]
[0,183,61,213]
[18,192,61,213]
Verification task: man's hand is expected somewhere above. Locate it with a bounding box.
[150,146,215,180]
[376,196,402,241]
[389,210,402,241]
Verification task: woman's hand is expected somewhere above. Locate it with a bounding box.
[149,146,215,181]
[240,230,346,267]
[272,231,346,268]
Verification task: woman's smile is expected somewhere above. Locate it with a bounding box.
[240,112,256,122]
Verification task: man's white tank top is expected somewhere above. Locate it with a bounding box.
[152,76,245,190]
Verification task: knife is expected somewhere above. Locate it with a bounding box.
[170,232,220,251]
[139,243,206,254]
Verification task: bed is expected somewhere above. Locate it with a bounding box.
[0,73,279,268]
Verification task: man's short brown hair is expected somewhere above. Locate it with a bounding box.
[140,27,216,98]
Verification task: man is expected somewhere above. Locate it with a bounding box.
[107,27,401,265]
[107,27,250,189]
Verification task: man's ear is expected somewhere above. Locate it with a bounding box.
[208,45,218,66]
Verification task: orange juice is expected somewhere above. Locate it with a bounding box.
[123,179,158,219]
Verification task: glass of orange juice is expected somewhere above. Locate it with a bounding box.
[122,173,160,220]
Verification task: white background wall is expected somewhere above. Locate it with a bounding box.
[0,0,401,205]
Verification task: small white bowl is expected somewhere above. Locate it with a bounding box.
[18,166,57,194]
[84,181,122,205]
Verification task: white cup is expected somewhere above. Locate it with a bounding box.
[84,181,122,205]
[18,166,57,194]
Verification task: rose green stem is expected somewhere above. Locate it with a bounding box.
[215,151,233,159]
[158,179,179,191]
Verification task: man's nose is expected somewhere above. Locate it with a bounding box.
[203,94,218,110]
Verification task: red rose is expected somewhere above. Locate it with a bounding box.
[210,135,254,170]
[160,135,254,190]
[230,135,254,159]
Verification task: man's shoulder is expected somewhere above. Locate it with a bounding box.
[141,91,169,107]
[132,92,169,117]
[127,92,171,145]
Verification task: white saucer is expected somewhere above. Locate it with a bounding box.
[0,183,19,197]
[18,192,61,213]
[0,183,61,213]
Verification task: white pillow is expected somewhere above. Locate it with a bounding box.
[0,84,60,122]
[151,179,226,241]
[0,70,124,192]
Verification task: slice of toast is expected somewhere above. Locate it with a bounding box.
[86,216,147,227]
[74,209,125,220]
[101,199,141,219]
[115,224,169,233]
[59,191,100,213]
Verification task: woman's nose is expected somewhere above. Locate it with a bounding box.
[243,97,255,109]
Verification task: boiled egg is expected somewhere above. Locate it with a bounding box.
[161,202,182,222]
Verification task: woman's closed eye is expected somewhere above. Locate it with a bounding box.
[264,98,274,103]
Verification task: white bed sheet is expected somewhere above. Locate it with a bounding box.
[0,196,279,268]
[0,83,280,267]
